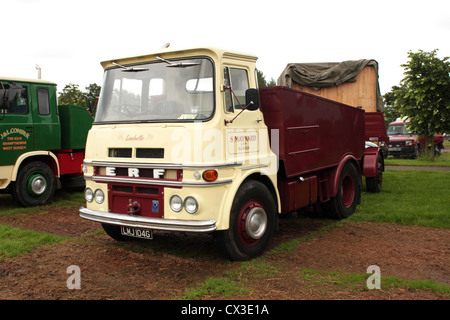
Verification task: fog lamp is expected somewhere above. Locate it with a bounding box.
[85,188,93,202]
[170,195,183,212]
[184,196,198,214]
[94,189,105,204]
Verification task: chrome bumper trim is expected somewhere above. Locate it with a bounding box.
[79,207,216,233]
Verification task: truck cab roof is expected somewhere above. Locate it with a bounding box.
[100,46,258,69]
[0,76,56,85]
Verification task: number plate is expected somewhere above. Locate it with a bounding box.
[120,226,153,239]
[388,147,401,151]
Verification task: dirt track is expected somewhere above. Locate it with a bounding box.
[0,195,448,300]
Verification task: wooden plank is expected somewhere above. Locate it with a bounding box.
[291,66,377,112]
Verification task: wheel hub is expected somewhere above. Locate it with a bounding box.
[245,207,267,240]
[28,174,47,196]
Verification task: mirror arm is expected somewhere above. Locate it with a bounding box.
[224,100,254,125]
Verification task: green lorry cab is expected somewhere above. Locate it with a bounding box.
[0,77,93,206]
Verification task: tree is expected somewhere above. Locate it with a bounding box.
[256,69,276,88]
[393,49,450,158]
[383,86,402,127]
[58,83,101,109]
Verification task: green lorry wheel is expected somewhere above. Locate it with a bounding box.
[12,161,56,207]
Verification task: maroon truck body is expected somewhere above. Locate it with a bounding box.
[259,86,380,215]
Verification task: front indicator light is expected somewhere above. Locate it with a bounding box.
[170,195,183,212]
[94,189,105,204]
[202,170,218,182]
[184,196,198,214]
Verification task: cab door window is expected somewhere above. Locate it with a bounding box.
[1,83,28,114]
[223,67,249,112]
[37,88,50,115]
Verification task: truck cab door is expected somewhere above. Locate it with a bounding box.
[223,67,265,162]
[29,84,61,151]
[0,81,35,166]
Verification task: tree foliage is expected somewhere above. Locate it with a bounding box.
[256,69,276,88]
[393,49,450,157]
[382,86,402,126]
[58,83,101,108]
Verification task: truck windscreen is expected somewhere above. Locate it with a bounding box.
[94,57,214,123]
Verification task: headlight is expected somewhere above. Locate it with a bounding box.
[184,196,198,214]
[170,195,183,212]
[406,141,413,145]
[85,188,93,202]
[94,189,105,204]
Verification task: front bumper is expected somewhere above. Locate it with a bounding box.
[79,207,216,233]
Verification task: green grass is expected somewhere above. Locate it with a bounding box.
[0,224,65,260]
[300,269,450,295]
[181,276,248,300]
[385,156,450,167]
[351,170,450,228]
[0,190,84,216]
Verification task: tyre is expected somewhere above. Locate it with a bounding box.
[214,181,276,261]
[326,162,360,219]
[11,161,56,207]
[102,224,130,241]
[366,154,383,193]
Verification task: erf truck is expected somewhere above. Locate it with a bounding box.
[79,47,384,260]
[0,77,93,207]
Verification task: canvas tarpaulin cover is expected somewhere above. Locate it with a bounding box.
[277,59,384,111]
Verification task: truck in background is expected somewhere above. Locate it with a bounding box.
[0,77,93,207]
[79,47,386,260]
[385,118,445,158]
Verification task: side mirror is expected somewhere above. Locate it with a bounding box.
[245,88,260,111]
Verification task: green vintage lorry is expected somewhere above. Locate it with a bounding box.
[0,77,93,206]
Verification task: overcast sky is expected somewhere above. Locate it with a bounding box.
[3,0,450,95]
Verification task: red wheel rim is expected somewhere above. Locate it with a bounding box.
[341,174,355,208]
[237,200,267,247]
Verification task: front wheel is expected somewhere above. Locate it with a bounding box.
[11,161,56,207]
[214,181,276,261]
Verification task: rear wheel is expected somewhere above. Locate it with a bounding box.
[11,161,56,207]
[326,162,360,219]
[366,154,383,193]
[214,181,276,261]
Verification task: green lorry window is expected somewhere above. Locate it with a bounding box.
[37,87,50,115]
[1,83,28,114]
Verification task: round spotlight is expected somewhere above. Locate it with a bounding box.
[184,196,198,214]
[94,189,105,204]
[85,188,93,202]
[170,195,183,212]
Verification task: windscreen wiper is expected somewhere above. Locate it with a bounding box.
[156,56,200,68]
[112,62,148,72]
